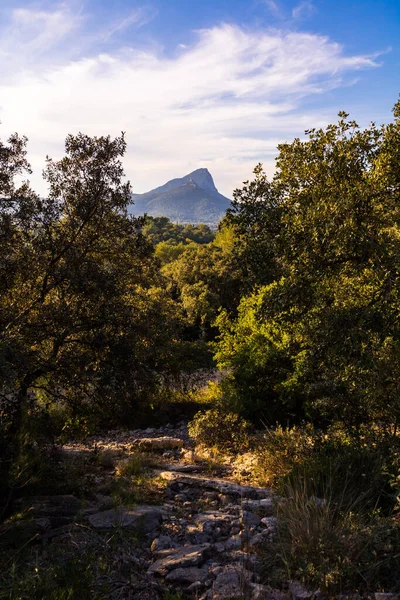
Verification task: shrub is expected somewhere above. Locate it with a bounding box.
[261,475,400,594]
[256,424,400,513]
[255,424,315,486]
[115,453,153,477]
[188,408,250,451]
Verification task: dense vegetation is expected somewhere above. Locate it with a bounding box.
[1,100,400,596]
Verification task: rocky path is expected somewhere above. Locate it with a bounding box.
[8,423,280,600]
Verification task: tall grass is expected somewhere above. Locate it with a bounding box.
[257,425,400,594]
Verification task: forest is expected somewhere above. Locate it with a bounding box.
[1,101,400,599]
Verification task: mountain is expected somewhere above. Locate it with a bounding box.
[130,168,231,225]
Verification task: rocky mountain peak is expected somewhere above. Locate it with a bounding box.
[186,168,217,194]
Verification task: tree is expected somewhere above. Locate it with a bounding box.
[215,101,400,429]
[0,132,181,438]
[163,228,243,339]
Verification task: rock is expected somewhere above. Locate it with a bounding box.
[261,516,277,531]
[212,566,251,600]
[160,471,271,499]
[151,535,173,552]
[289,581,314,600]
[88,506,162,533]
[133,437,184,451]
[224,535,242,550]
[242,510,261,528]
[251,583,273,600]
[163,463,203,473]
[147,543,211,577]
[243,498,274,516]
[203,492,219,501]
[249,532,269,547]
[165,566,209,584]
[174,494,188,502]
[195,512,235,536]
[375,596,399,600]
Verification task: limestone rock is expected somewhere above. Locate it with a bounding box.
[151,535,173,552]
[242,510,261,528]
[261,516,277,531]
[165,566,209,584]
[211,566,251,600]
[160,471,271,499]
[147,543,211,577]
[289,580,314,600]
[88,506,162,533]
[133,437,184,451]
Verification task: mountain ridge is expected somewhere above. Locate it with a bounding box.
[130,168,231,225]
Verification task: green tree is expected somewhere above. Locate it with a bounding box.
[163,230,243,338]
[143,216,215,246]
[216,102,400,428]
[0,132,181,439]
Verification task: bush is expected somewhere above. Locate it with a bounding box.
[188,408,250,451]
[256,424,400,513]
[115,453,155,477]
[261,475,400,594]
[255,424,315,486]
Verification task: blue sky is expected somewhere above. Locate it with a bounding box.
[0,0,399,197]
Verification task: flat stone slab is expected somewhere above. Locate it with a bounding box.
[160,471,271,499]
[148,543,211,577]
[212,566,246,600]
[242,498,274,515]
[132,437,184,451]
[162,463,203,473]
[88,506,162,533]
[165,566,209,584]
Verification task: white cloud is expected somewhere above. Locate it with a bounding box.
[263,0,283,19]
[0,7,378,198]
[0,3,84,78]
[292,1,317,20]
[100,6,159,42]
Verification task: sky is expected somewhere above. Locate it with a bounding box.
[0,0,399,198]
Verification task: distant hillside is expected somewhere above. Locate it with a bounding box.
[130,168,231,225]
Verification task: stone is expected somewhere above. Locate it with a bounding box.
[195,512,235,535]
[375,595,399,600]
[165,567,209,584]
[249,532,269,547]
[160,471,271,499]
[289,580,314,600]
[243,498,274,516]
[211,566,250,600]
[224,535,242,550]
[251,583,274,600]
[88,506,162,533]
[242,510,261,528]
[261,516,277,531]
[133,437,184,451]
[147,543,211,577]
[151,535,173,552]
[163,463,203,473]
